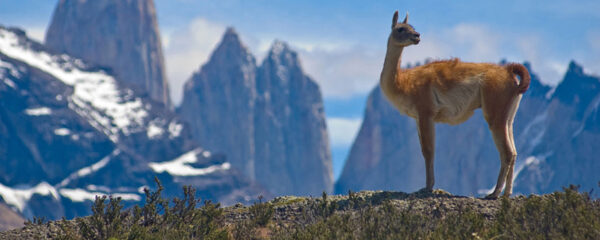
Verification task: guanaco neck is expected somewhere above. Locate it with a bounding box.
[380,36,404,96]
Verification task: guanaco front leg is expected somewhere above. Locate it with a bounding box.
[416,116,435,191]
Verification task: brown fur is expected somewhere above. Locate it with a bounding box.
[380,11,530,198]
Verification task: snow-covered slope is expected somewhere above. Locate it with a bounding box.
[1,27,176,142]
[0,26,266,220]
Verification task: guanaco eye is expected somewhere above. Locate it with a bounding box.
[397,28,405,33]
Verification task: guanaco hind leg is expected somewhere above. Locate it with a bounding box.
[487,125,516,199]
[503,95,522,196]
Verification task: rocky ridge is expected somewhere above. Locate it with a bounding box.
[1,187,598,239]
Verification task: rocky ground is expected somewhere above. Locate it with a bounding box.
[1,187,598,239]
[0,203,24,232]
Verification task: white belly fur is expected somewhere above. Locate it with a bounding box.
[432,75,483,125]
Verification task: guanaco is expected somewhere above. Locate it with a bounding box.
[380,11,530,198]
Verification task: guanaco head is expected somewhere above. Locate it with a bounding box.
[389,11,420,47]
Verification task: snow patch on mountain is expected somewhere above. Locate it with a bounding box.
[147,122,164,139]
[149,149,231,176]
[0,28,148,142]
[25,107,52,116]
[513,156,542,182]
[0,182,59,212]
[572,94,600,138]
[518,110,548,152]
[3,78,16,88]
[0,58,21,78]
[85,185,111,193]
[57,149,120,188]
[477,153,549,195]
[545,87,556,99]
[59,188,140,202]
[168,121,183,138]
[53,128,70,136]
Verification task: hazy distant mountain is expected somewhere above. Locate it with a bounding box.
[45,0,171,107]
[177,29,333,196]
[336,61,600,196]
[515,62,600,194]
[0,27,265,220]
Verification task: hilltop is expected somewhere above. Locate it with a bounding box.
[1,183,598,239]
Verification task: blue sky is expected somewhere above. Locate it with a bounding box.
[2,0,599,180]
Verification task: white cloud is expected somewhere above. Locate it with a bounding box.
[297,44,383,99]
[163,18,226,105]
[589,31,600,52]
[327,117,362,147]
[515,34,566,85]
[585,30,600,76]
[448,23,501,61]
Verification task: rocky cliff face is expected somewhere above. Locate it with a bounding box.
[177,28,258,180]
[0,27,265,220]
[45,0,171,107]
[336,62,599,196]
[177,30,332,196]
[254,41,332,196]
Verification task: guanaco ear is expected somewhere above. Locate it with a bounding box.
[403,12,409,24]
[392,11,399,28]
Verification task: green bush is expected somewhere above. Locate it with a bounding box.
[59,177,229,240]
[249,195,275,227]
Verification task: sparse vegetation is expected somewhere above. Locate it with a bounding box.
[272,185,600,239]
[248,195,274,227]
[2,184,598,239]
[54,178,229,240]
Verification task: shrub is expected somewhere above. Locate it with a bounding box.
[249,195,274,227]
[58,177,229,240]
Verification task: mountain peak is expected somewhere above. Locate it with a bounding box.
[264,40,300,70]
[209,27,253,64]
[553,61,600,106]
[269,40,291,56]
[45,0,171,106]
[566,60,584,76]
[222,27,241,42]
